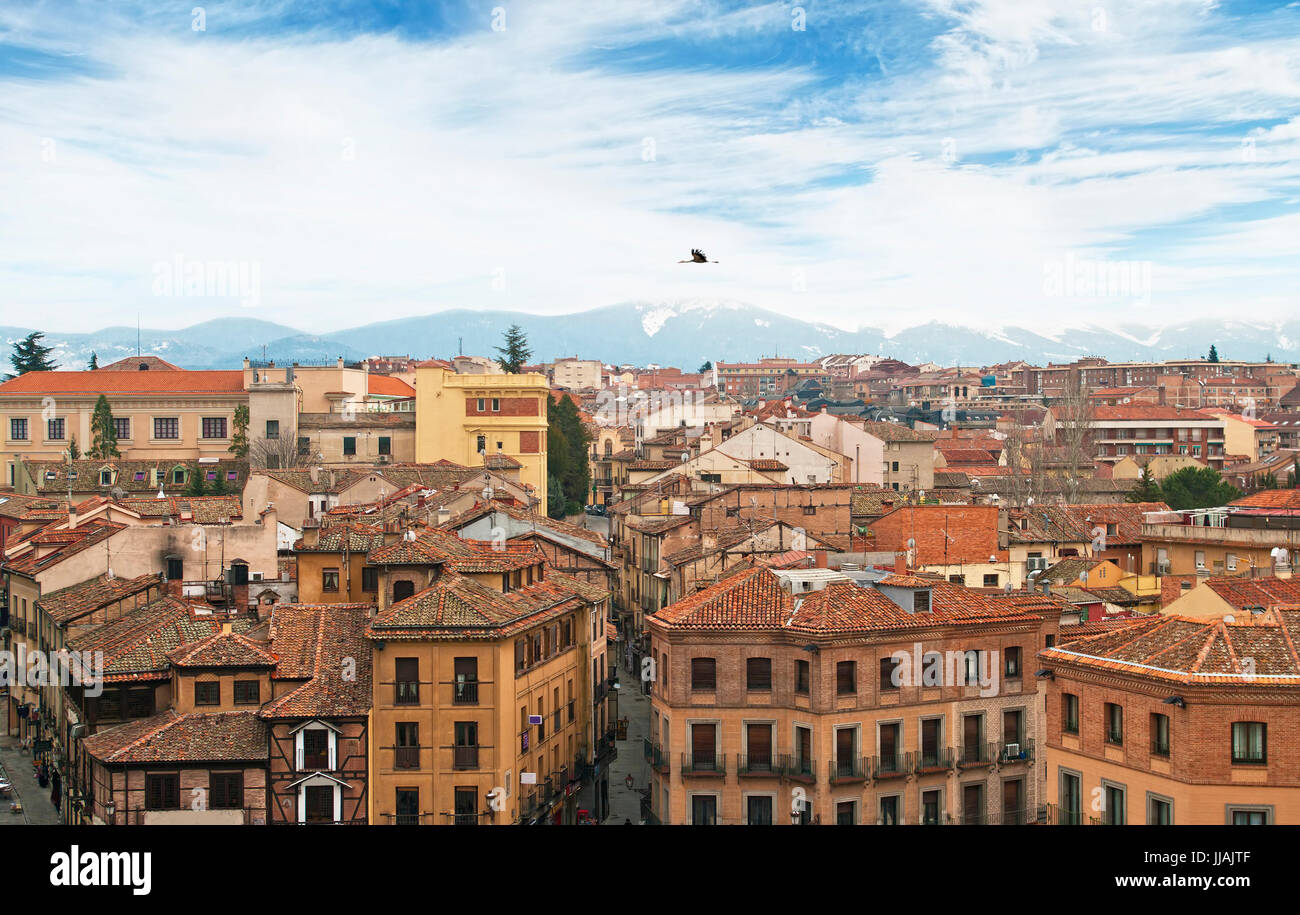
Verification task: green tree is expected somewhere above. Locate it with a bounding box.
[229,404,250,458]
[546,393,591,518]
[67,435,80,460]
[1125,466,1163,503]
[89,395,120,459]
[698,360,712,373]
[9,331,57,375]
[1289,458,1300,489]
[87,351,99,370]
[1157,465,1240,510]
[495,324,532,374]
[1207,344,1219,363]
[184,471,208,496]
[1257,472,1279,490]
[210,473,228,495]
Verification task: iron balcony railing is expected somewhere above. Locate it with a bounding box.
[999,739,1034,764]
[1151,736,1170,756]
[597,729,618,763]
[736,754,777,777]
[383,813,434,825]
[777,754,816,781]
[394,680,419,705]
[915,747,954,772]
[681,753,725,776]
[394,746,421,769]
[957,742,995,767]
[450,745,479,770]
[448,679,479,705]
[1043,803,1098,825]
[872,752,911,779]
[642,738,666,771]
[828,757,867,783]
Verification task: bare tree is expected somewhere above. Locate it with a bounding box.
[249,435,310,470]
[1048,373,1095,505]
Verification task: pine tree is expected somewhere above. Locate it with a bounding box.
[67,435,80,460]
[185,471,208,496]
[1159,466,1239,510]
[89,395,120,459]
[495,324,532,374]
[229,404,250,458]
[88,351,99,370]
[1207,344,1219,363]
[698,360,712,373]
[1125,466,1163,503]
[9,331,57,375]
[546,393,592,518]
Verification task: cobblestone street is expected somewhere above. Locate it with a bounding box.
[605,659,651,824]
[0,736,62,826]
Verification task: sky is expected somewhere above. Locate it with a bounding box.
[1,0,1298,335]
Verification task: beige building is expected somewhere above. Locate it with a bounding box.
[551,358,603,391]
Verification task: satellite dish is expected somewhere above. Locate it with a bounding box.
[110,486,127,501]
[1004,582,1013,594]
[1223,614,1235,623]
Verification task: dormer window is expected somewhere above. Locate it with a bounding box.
[99,469,113,486]
[913,590,931,613]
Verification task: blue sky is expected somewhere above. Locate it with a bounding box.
[0,0,1297,334]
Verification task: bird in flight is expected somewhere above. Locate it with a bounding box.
[678,248,717,263]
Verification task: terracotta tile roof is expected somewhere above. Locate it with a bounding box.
[939,448,997,464]
[629,459,681,471]
[441,502,608,548]
[3,520,125,577]
[296,523,390,553]
[167,630,278,669]
[651,566,1047,633]
[871,505,1007,565]
[100,355,184,371]
[860,422,938,443]
[849,487,903,518]
[1053,502,1170,545]
[260,603,373,719]
[65,596,255,682]
[0,369,244,397]
[114,495,244,523]
[365,527,544,574]
[933,471,971,488]
[27,459,248,495]
[37,572,163,625]
[1092,405,1222,422]
[366,569,597,640]
[745,459,789,472]
[1201,575,1300,610]
[1041,611,1300,685]
[1040,558,1101,583]
[368,375,415,397]
[0,492,64,520]
[262,467,373,494]
[1230,489,1300,510]
[83,710,267,764]
[1005,506,1093,544]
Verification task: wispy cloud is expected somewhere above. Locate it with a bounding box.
[0,0,1296,336]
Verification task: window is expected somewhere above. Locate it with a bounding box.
[477,398,486,412]
[1059,770,1082,825]
[454,787,478,826]
[46,418,64,440]
[746,795,773,825]
[210,772,243,809]
[1148,794,1173,825]
[836,661,856,695]
[394,658,419,704]
[233,680,260,705]
[302,728,329,770]
[378,436,391,455]
[491,398,500,412]
[395,788,420,826]
[913,590,930,613]
[146,774,180,810]
[793,659,809,694]
[879,656,901,691]
[9,418,27,441]
[265,419,280,439]
[154,417,179,439]
[361,567,378,592]
[982,573,999,587]
[171,467,186,484]
[476,434,487,454]
[1231,722,1266,764]
[113,417,131,439]
[395,722,420,768]
[297,436,310,455]
[835,800,857,825]
[1105,703,1123,744]
[201,417,227,439]
[454,722,479,769]
[1062,693,1079,734]
[1228,807,1271,825]
[304,785,335,823]
[195,681,220,706]
[453,657,478,704]
[690,657,716,691]
[343,436,356,456]
[322,568,340,592]
[100,469,113,486]
[1004,646,1022,678]
[1150,713,1169,756]
[878,794,900,826]
[1103,782,1126,825]
[745,658,772,691]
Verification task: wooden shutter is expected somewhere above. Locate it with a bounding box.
[305,785,334,822]
[746,724,772,764]
[691,724,715,761]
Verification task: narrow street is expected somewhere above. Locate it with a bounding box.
[0,736,62,826]
[606,658,652,824]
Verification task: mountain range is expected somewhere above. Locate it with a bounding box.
[3,300,1294,371]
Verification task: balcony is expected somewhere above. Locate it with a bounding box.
[680,753,725,777]
[957,743,994,768]
[872,753,911,780]
[1044,803,1092,826]
[597,728,619,764]
[448,679,479,705]
[736,754,778,777]
[777,754,816,782]
[394,681,419,706]
[1151,737,1170,757]
[393,746,421,769]
[915,747,953,773]
[828,757,867,784]
[999,739,1034,765]
[642,738,668,773]
[383,813,434,825]
[450,745,480,770]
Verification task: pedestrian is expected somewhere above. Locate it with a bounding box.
[623,817,632,825]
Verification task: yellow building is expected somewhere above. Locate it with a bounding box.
[414,366,549,510]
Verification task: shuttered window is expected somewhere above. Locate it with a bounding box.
[146,773,180,810]
[210,772,243,809]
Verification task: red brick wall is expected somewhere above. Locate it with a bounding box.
[465,397,538,417]
[520,430,540,453]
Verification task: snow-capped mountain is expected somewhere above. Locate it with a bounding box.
[3,303,1295,370]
